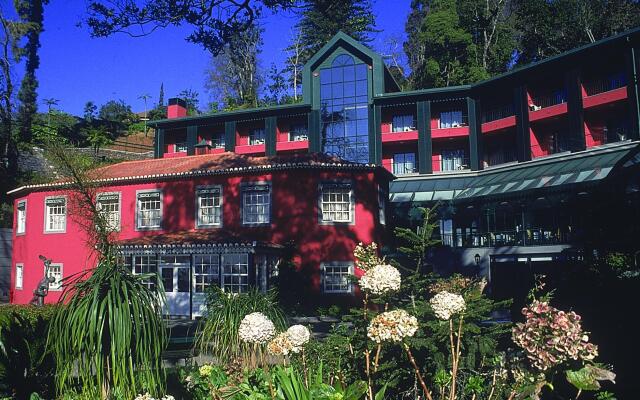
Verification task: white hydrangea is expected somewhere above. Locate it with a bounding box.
[134,394,175,400]
[359,264,401,295]
[367,309,419,343]
[267,332,294,356]
[286,325,311,353]
[430,291,466,320]
[238,312,276,344]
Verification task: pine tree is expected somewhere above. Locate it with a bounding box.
[158,83,164,107]
[15,0,47,144]
[285,0,376,94]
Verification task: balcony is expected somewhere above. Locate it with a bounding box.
[529,91,568,122]
[583,73,626,96]
[440,228,572,248]
[433,114,469,139]
[482,105,516,134]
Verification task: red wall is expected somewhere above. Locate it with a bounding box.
[10,169,387,304]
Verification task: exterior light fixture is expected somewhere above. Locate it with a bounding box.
[474,253,481,266]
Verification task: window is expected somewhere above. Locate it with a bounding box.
[193,255,220,293]
[392,115,415,132]
[393,153,417,175]
[15,264,23,289]
[196,186,223,227]
[320,183,353,223]
[97,193,120,231]
[130,255,157,290]
[289,123,308,141]
[175,142,188,152]
[249,128,265,145]
[16,200,26,234]
[320,54,370,163]
[44,197,66,233]
[322,262,353,293]
[378,186,386,225]
[211,133,226,149]
[439,111,464,128]
[136,190,162,229]
[222,253,249,293]
[441,149,467,171]
[47,263,63,291]
[242,184,270,225]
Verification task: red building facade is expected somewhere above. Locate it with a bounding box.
[9,153,391,316]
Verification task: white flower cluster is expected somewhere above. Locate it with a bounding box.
[367,309,419,343]
[134,394,175,400]
[430,291,466,320]
[238,312,276,344]
[359,264,401,295]
[286,324,311,353]
[267,325,311,356]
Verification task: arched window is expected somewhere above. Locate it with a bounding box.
[319,54,370,163]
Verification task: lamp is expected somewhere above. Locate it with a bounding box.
[474,253,481,266]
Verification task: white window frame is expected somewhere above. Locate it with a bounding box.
[289,123,308,142]
[96,192,121,231]
[378,185,387,225]
[47,263,63,291]
[241,182,271,226]
[248,128,266,145]
[195,185,223,228]
[321,262,354,294]
[193,254,221,293]
[16,200,26,235]
[221,253,250,293]
[135,189,163,231]
[130,255,158,291]
[44,196,67,233]
[318,182,355,225]
[15,263,23,289]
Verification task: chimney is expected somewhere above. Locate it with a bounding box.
[167,98,187,119]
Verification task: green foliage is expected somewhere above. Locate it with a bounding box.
[394,206,441,272]
[178,88,200,115]
[48,256,167,398]
[197,287,287,362]
[98,99,136,131]
[0,305,58,399]
[86,125,112,154]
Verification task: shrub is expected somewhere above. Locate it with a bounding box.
[0,305,58,399]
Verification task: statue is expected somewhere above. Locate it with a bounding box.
[30,255,56,306]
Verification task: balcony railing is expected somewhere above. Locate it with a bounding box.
[583,73,626,96]
[439,228,572,248]
[484,149,518,167]
[439,157,470,172]
[482,104,515,123]
[530,90,567,110]
[438,114,468,129]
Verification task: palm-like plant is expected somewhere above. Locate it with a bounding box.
[45,144,167,398]
[197,287,286,362]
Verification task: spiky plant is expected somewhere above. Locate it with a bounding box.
[197,287,287,363]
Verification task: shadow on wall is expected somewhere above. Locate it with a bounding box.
[0,228,12,302]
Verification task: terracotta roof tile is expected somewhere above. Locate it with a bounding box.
[116,230,282,248]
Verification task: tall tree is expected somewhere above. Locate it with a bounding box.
[86,0,294,55]
[406,0,487,88]
[15,0,47,144]
[205,24,263,110]
[285,0,376,92]
[178,88,200,115]
[158,82,164,107]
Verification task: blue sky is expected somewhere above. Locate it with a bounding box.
[34,1,411,116]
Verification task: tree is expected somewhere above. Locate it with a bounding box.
[83,101,97,122]
[394,206,441,273]
[263,63,290,106]
[381,34,410,91]
[86,126,112,155]
[405,0,488,88]
[178,88,200,115]
[98,99,136,133]
[158,82,164,107]
[205,24,263,110]
[287,0,376,81]
[15,0,48,144]
[284,27,304,101]
[85,0,294,55]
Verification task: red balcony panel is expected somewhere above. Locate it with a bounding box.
[583,86,628,109]
[235,144,266,155]
[529,103,568,122]
[276,140,309,152]
[382,157,393,173]
[210,148,226,155]
[482,116,516,134]
[381,130,419,143]
[432,126,469,139]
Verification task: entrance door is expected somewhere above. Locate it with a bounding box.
[160,263,191,317]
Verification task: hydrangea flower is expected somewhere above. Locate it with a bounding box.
[430,291,466,320]
[367,309,419,343]
[359,264,401,295]
[512,300,598,371]
[238,312,276,344]
[286,325,311,353]
[267,332,294,356]
[134,394,175,400]
[354,242,381,271]
[198,364,214,377]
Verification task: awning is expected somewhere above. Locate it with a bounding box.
[390,142,637,203]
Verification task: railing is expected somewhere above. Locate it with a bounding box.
[438,113,468,129]
[583,73,626,96]
[485,149,518,167]
[482,104,515,123]
[439,228,572,248]
[439,157,471,172]
[596,125,632,144]
[391,118,417,133]
[530,90,567,110]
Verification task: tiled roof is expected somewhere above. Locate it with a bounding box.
[8,152,393,195]
[116,230,282,248]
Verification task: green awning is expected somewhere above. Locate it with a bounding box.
[390,142,637,203]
